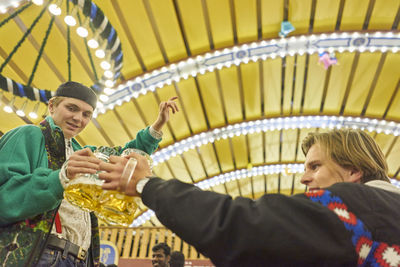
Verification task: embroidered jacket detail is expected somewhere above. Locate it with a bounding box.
[305,189,400,267]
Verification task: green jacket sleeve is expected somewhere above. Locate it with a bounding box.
[81,127,161,155]
[122,126,161,155]
[0,125,64,226]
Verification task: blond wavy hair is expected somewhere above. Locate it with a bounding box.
[48,96,66,107]
[301,129,389,183]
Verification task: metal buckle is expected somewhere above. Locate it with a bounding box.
[77,247,86,260]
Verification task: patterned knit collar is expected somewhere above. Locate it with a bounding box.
[45,116,81,150]
[45,116,62,132]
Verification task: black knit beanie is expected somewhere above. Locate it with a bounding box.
[55,81,97,109]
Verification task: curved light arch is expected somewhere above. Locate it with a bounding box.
[95,31,400,116]
[195,163,304,190]
[151,115,400,166]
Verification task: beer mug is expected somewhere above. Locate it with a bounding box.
[64,147,118,211]
[95,148,153,226]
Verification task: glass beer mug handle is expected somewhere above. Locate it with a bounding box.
[119,157,137,192]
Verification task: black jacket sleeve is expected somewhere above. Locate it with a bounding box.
[142,178,357,266]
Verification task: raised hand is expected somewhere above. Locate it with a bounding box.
[151,96,179,132]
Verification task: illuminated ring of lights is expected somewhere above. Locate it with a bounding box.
[70,0,123,87]
[132,115,400,226]
[195,163,305,190]
[150,115,400,166]
[0,0,123,104]
[131,163,400,227]
[96,31,400,116]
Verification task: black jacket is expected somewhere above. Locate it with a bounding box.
[142,179,400,266]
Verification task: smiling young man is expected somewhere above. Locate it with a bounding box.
[49,97,94,139]
[100,128,400,266]
[0,81,178,266]
[152,243,171,267]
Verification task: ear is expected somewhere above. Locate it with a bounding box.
[48,99,54,114]
[348,168,363,183]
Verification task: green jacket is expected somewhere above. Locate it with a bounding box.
[0,116,161,266]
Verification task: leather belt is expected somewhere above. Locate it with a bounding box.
[46,234,87,260]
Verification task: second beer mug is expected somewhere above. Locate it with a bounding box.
[95,148,153,226]
[64,147,152,226]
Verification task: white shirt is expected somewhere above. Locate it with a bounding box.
[51,139,92,250]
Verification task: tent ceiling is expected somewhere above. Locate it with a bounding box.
[0,0,399,226]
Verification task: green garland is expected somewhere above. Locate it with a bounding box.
[0,2,32,29]
[67,0,72,81]
[0,0,52,74]
[28,16,55,86]
[0,0,123,103]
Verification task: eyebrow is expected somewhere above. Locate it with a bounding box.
[66,103,79,108]
[304,160,320,170]
[66,103,93,115]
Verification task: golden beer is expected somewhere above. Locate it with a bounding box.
[64,174,103,212]
[64,147,152,226]
[94,148,152,226]
[64,150,110,212]
[95,191,137,226]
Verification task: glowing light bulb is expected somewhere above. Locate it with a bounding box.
[87,38,99,49]
[99,94,109,102]
[48,4,61,16]
[100,61,111,70]
[29,111,38,119]
[95,49,105,58]
[104,70,113,79]
[3,105,12,113]
[76,26,88,37]
[64,15,76,26]
[16,109,25,117]
[104,80,114,88]
[32,0,44,5]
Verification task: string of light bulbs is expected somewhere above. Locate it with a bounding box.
[34,0,123,91]
[0,0,124,118]
[0,0,25,13]
[129,115,400,226]
[150,115,400,166]
[95,31,400,117]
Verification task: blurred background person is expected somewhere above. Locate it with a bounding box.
[152,242,171,267]
[170,251,185,267]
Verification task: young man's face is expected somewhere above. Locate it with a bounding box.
[49,97,93,139]
[301,144,361,191]
[152,249,170,267]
